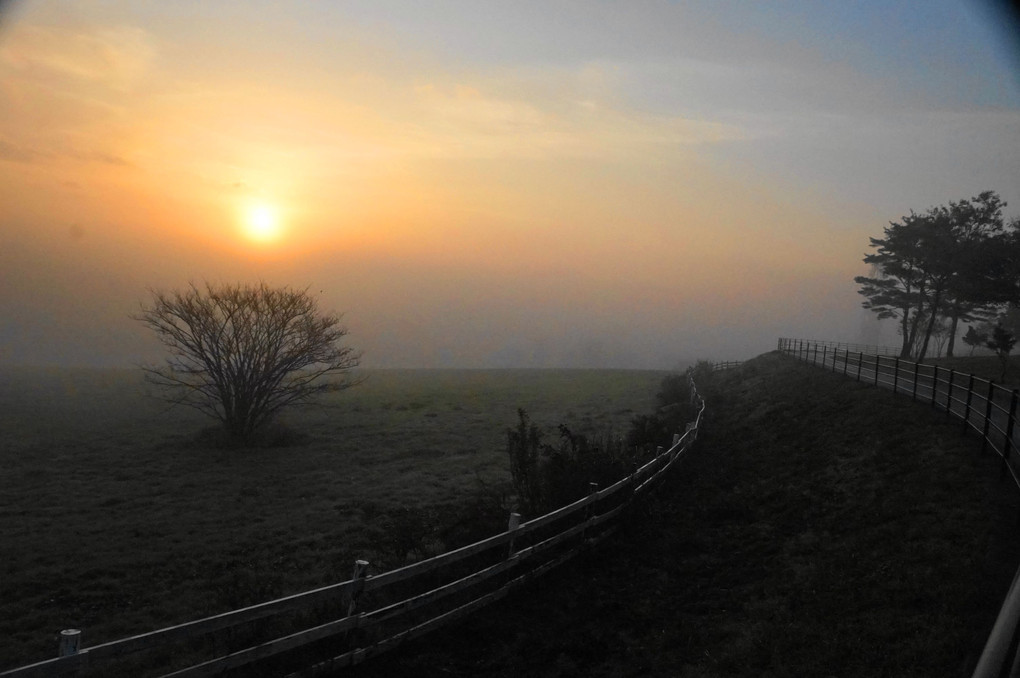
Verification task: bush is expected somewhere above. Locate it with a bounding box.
[541,424,639,507]
[505,409,546,516]
[625,371,700,452]
[506,413,658,517]
[689,360,716,388]
[438,478,516,549]
[505,370,705,517]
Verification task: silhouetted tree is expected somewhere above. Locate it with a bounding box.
[962,325,990,357]
[939,192,1011,356]
[855,211,935,358]
[855,191,1016,360]
[136,282,361,445]
[986,324,1017,382]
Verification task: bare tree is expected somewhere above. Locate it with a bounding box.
[136,282,361,445]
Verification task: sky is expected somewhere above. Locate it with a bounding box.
[0,0,1018,369]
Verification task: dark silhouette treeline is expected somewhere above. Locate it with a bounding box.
[855,190,1020,361]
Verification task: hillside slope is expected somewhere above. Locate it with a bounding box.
[348,351,1020,677]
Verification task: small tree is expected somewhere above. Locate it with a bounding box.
[986,324,1017,382]
[962,325,989,356]
[136,282,361,445]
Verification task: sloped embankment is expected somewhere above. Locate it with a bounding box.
[346,351,1020,678]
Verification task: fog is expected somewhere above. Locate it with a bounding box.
[1,1,1017,368]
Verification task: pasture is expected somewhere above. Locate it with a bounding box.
[0,366,667,670]
[347,353,1020,677]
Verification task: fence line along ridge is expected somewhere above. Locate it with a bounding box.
[777,337,1019,678]
[2,374,710,678]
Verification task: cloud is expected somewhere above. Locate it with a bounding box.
[0,22,155,91]
[0,136,131,167]
[403,77,747,160]
[64,148,132,167]
[0,137,42,163]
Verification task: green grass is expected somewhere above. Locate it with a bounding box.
[347,352,1020,677]
[928,354,1020,386]
[6,355,1019,676]
[0,366,665,670]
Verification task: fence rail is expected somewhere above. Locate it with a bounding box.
[780,337,901,357]
[712,361,743,371]
[777,337,1020,678]
[1,378,709,678]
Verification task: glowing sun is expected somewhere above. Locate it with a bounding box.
[243,204,281,243]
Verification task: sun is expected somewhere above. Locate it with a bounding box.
[243,203,281,243]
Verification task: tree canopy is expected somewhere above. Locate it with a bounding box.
[855,191,1020,359]
[136,282,361,445]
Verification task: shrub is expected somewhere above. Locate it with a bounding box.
[506,413,655,516]
[505,409,546,516]
[626,371,700,452]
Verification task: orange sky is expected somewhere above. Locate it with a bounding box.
[1,1,1018,367]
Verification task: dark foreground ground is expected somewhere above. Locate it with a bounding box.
[344,352,1020,678]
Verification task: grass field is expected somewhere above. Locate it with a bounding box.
[346,352,1020,677]
[0,366,667,670]
[5,352,1020,675]
[929,354,1020,386]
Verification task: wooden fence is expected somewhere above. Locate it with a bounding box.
[780,337,900,357]
[1,378,708,678]
[712,361,743,371]
[777,337,1020,678]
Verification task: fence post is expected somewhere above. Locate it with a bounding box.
[842,348,849,376]
[911,361,919,401]
[1004,391,1019,481]
[59,629,82,657]
[963,374,976,435]
[931,366,940,409]
[507,512,521,559]
[813,343,818,366]
[945,370,955,417]
[893,357,900,394]
[822,345,827,370]
[856,351,863,382]
[874,354,881,386]
[983,381,996,454]
[346,560,370,618]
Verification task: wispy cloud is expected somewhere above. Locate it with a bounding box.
[0,138,43,163]
[1,22,155,90]
[404,80,747,160]
[63,147,133,167]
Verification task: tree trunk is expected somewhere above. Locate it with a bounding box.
[906,304,925,359]
[918,290,944,361]
[899,306,913,358]
[946,312,960,358]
